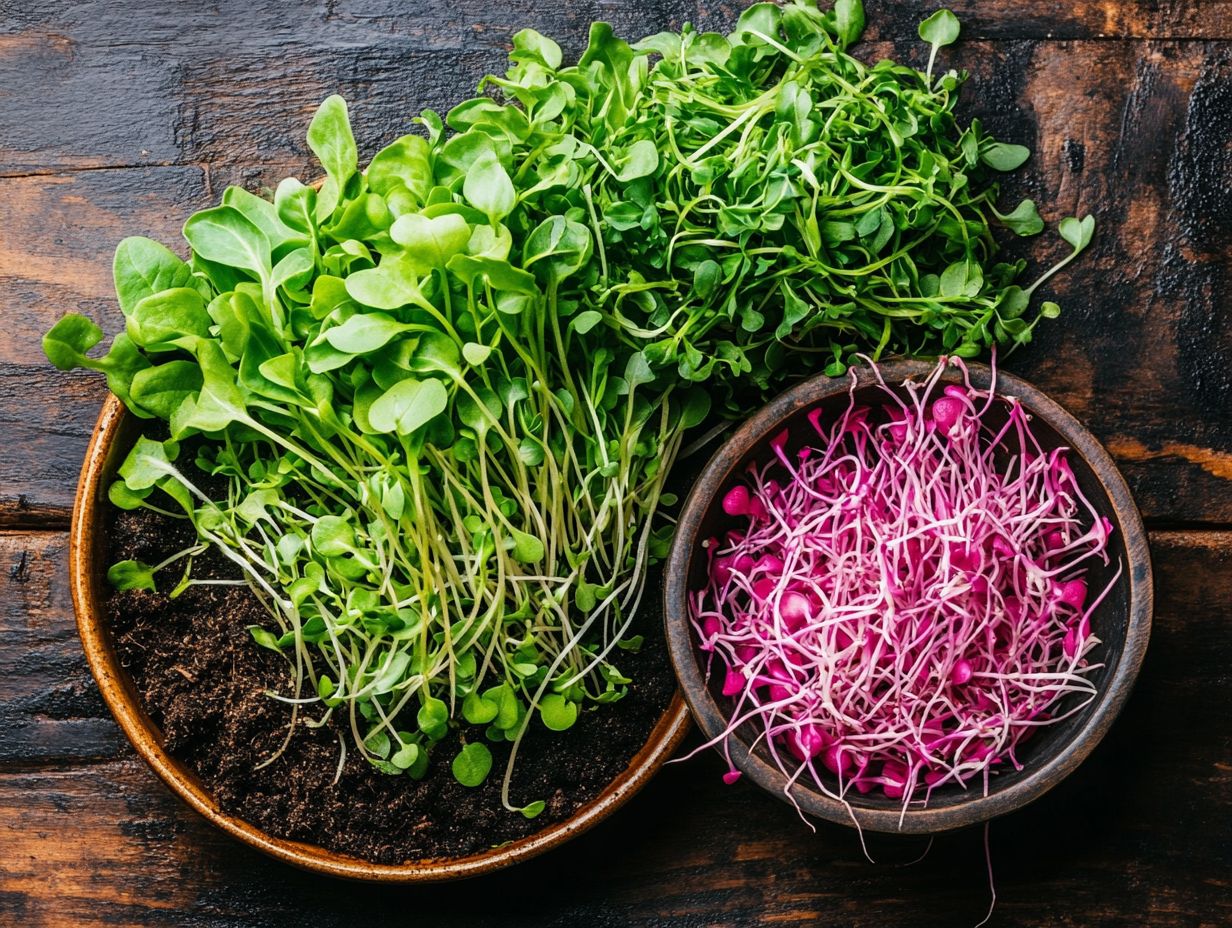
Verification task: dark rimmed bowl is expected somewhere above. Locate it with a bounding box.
[71,395,690,881]
[664,360,1152,835]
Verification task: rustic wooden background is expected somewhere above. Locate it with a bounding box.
[3,1,1231,925]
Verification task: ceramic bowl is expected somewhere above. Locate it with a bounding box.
[71,395,690,881]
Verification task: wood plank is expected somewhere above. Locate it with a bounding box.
[0,531,123,766]
[4,3,1232,176]
[0,166,213,523]
[5,40,1232,523]
[865,0,1232,41]
[0,0,709,176]
[996,40,1232,526]
[0,528,1227,925]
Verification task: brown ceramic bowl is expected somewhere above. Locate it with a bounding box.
[71,395,690,881]
[664,360,1152,835]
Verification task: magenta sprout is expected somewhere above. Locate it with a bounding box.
[688,358,1119,821]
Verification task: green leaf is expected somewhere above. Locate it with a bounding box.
[391,742,421,770]
[833,0,866,48]
[616,634,645,651]
[389,213,472,270]
[462,342,491,366]
[183,206,271,279]
[409,332,463,377]
[1041,301,1062,319]
[996,199,1045,236]
[107,559,157,592]
[624,350,654,388]
[523,216,591,285]
[486,683,520,730]
[345,254,428,310]
[248,626,282,652]
[446,254,539,294]
[519,800,546,820]
[368,377,449,435]
[692,260,721,298]
[129,287,212,347]
[451,742,493,787]
[415,697,449,741]
[274,178,318,236]
[179,340,249,432]
[981,142,1031,172]
[1059,215,1096,253]
[466,222,513,261]
[43,314,104,371]
[119,436,177,490]
[570,310,603,335]
[364,729,392,759]
[998,286,1031,319]
[462,690,499,725]
[367,135,433,203]
[511,28,562,69]
[113,237,199,317]
[574,581,598,613]
[256,352,302,395]
[615,139,659,182]
[507,527,545,564]
[372,651,412,695]
[307,95,358,218]
[734,3,780,44]
[578,22,636,130]
[324,313,414,355]
[517,436,545,466]
[271,247,315,291]
[222,185,304,249]
[108,480,151,510]
[539,693,578,731]
[130,360,203,420]
[919,9,960,48]
[42,316,150,411]
[311,515,356,556]
[96,334,154,416]
[464,150,518,224]
[939,260,982,298]
[679,388,712,429]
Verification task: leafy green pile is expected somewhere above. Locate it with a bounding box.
[45,0,1091,811]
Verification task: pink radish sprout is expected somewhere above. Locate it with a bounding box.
[689,358,1120,820]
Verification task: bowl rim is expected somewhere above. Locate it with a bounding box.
[71,394,691,882]
[664,359,1153,834]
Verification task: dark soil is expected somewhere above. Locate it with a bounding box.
[104,505,675,864]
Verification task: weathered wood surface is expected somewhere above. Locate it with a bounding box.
[3,0,1232,924]
[1,529,1229,926]
[6,26,1232,524]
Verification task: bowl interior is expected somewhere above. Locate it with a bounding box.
[668,361,1148,832]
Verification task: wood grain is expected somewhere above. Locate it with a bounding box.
[3,3,1232,177]
[0,529,1227,925]
[864,0,1232,40]
[0,531,122,766]
[3,0,1232,923]
[0,167,210,526]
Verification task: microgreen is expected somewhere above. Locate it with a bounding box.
[452,742,494,787]
[918,9,961,81]
[47,0,1093,806]
[690,359,1118,815]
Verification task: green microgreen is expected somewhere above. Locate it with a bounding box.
[46,0,1093,808]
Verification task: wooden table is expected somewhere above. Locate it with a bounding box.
[3,1,1231,924]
